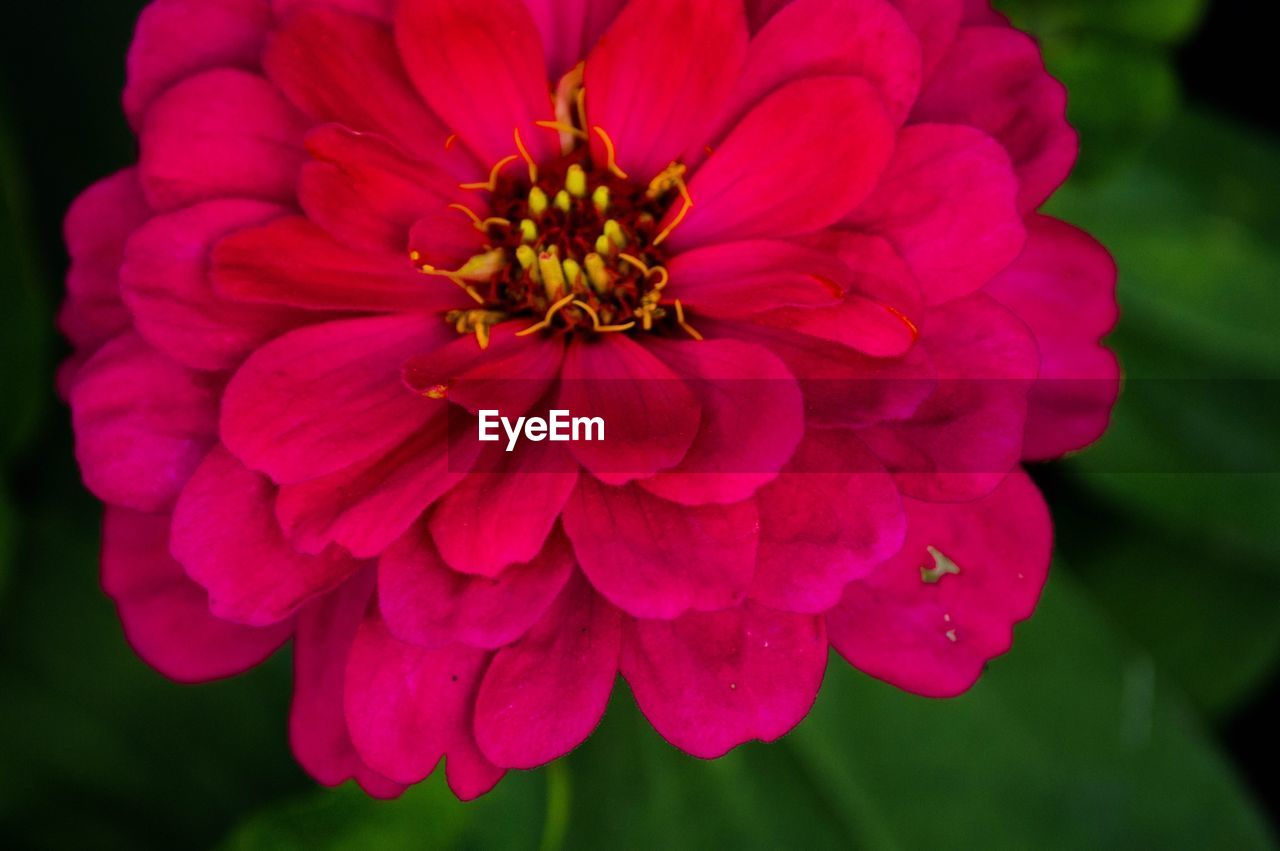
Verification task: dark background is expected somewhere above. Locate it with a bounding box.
[2,1,1278,848]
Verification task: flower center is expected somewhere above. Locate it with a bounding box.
[413,72,701,349]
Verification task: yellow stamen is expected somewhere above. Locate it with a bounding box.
[529,186,549,218]
[478,216,511,231]
[519,218,539,244]
[535,120,589,140]
[424,383,449,400]
[595,235,614,257]
[604,220,626,250]
[566,164,588,198]
[513,127,538,183]
[562,259,584,291]
[516,244,538,270]
[653,197,693,246]
[592,185,610,214]
[674,300,704,341]
[647,265,670,292]
[592,126,629,179]
[460,155,519,192]
[538,251,567,300]
[646,162,689,200]
[447,203,483,227]
[584,253,610,295]
[554,190,572,213]
[409,250,421,262]
[454,248,507,281]
[617,253,650,276]
[422,266,486,304]
[516,293,577,337]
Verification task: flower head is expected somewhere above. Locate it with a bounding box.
[64,0,1118,798]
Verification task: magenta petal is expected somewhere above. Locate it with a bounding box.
[671,76,895,249]
[221,314,454,484]
[828,469,1050,697]
[986,216,1120,460]
[291,570,406,798]
[213,216,471,313]
[300,125,467,253]
[557,335,700,485]
[102,508,291,683]
[721,0,921,136]
[640,338,803,506]
[124,0,272,130]
[171,445,359,626]
[584,0,747,180]
[275,412,477,559]
[60,169,149,356]
[523,0,628,81]
[857,293,1038,501]
[666,240,848,318]
[395,0,555,167]
[379,526,574,650]
[622,603,827,758]
[274,0,394,21]
[564,477,757,619]
[913,25,1076,212]
[890,0,963,79]
[751,429,906,613]
[753,294,919,359]
[264,8,455,161]
[139,69,307,211]
[344,609,502,795]
[120,200,306,372]
[71,334,219,513]
[430,441,579,577]
[847,123,1025,305]
[474,573,621,769]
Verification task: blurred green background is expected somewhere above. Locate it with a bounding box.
[2,1,1278,848]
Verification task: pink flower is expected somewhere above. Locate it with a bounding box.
[64,0,1119,799]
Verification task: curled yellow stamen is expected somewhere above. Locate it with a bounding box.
[592,126,629,180]
[653,198,693,246]
[647,266,670,292]
[460,155,519,192]
[516,293,577,337]
[447,203,483,226]
[513,127,538,183]
[617,253,650,276]
[674,300,704,341]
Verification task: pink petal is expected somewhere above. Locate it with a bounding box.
[889,0,963,80]
[71,334,219,513]
[430,440,579,577]
[750,428,905,613]
[986,216,1120,459]
[344,609,502,795]
[622,603,827,758]
[124,0,272,130]
[119,200,306,372]
[102,507,290,683]
[670,76,894,250]
[379,525,574,649]
[139,69,308,211]
[584,0,747,180]
[962,0,1006,25]
[522,0,628,80]
[913,25,1076,212]
[274,0,393,21]
[752,294,919,359]
[275,412,479,558]
[395,0,556,167]
[171,445,360,625]
[720,0,921,140]
[475,574,621,769]
[847,124,1025,305]
[666,240,848,318]
[827,468,1050,697]
[60,169,149,354]
[857,293,1038,502]
[639,338,803,506]
[291,570,406,798]
[221,314,455,484]
[213,215,471,313]
[705,317,936,428]
[557,335,700,485]
[299,125,467,253]
[564,477,757,619]
[744,0,790,31]
[264,8,458,163]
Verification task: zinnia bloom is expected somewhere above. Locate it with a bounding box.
[63,0,1119,798]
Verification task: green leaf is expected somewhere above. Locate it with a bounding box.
[787,575,1274,849]
[0,483,12,609]
[997,0,1207,44]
